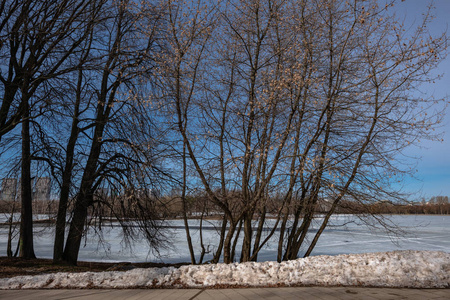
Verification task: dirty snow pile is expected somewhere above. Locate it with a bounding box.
[1,250,449,289]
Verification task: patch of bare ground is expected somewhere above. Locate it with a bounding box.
[0,257,188,279]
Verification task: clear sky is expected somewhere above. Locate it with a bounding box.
[396,0,450,199]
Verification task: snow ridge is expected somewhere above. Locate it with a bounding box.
[1,250,449,289]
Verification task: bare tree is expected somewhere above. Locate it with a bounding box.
[61,0,166,265]
[0,0,105,258]
[156,0,447,263]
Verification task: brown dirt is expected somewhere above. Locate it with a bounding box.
[0,257,188,279]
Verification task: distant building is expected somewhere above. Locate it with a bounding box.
[34,177,51,201]
[1,178,18,201]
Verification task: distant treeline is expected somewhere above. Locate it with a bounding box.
[2,197,449,217]
[335,200,450,215]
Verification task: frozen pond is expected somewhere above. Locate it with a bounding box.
[0,214,449,263]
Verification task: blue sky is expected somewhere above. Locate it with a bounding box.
[396,0,450,199]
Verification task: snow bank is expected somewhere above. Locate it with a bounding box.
[1,251,449,289]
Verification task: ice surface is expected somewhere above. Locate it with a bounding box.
[0,250,448,289]
[1,215,449,263]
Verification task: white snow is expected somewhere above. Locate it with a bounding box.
[1,250,449,289]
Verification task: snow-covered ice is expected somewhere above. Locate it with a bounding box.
[1,250,449,289]
[2,215,449,263]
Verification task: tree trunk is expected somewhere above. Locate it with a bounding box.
[53,149,76,262]
[7,215,14,257]
[53,69,83,262]
[181,141,196,264]
[62,133,102,265]
[62,123,103,265]
[240,213,253,262]
[62,191,90,265]
[19,102,36,259]
[251,205,266,261]
[212,216,227,263]
[223,221,237,263]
